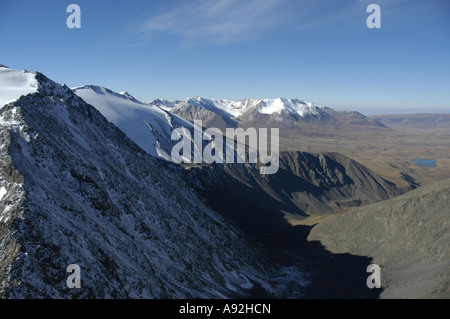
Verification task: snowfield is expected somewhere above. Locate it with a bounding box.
[74,85,194,161]
[0,66,38,107]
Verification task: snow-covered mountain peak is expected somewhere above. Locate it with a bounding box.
[248,98,325,117]
[119,90,139,101]
[0,65,75,109]
[0,65,39,107]
[148,99,178,110]
[175,97,236,118]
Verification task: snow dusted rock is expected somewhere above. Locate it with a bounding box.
[0,67,307,298]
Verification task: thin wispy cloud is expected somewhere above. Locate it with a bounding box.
[136,0,401,48]
[138,0,295,48]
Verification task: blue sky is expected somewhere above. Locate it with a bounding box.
[0,0,449,114]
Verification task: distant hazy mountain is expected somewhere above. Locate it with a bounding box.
[370,113,450,129]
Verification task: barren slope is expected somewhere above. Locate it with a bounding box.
[308,178,450,298]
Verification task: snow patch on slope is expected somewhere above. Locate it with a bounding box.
[74,85,176,160]
[0,187,6,201]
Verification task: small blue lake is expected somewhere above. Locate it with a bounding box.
[413,159,437,167]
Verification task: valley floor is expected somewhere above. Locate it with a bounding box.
[301,179,450,299]
[280,126,450,188]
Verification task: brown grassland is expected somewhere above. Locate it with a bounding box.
[280,126,450,188]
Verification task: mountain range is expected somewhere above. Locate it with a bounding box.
[149,96,386,130]
[0,65,448,299]
[1,66,307,298]
[370,113,450,130]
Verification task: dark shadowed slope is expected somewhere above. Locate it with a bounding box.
[186,151,402,298]
[188,151,401,236]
